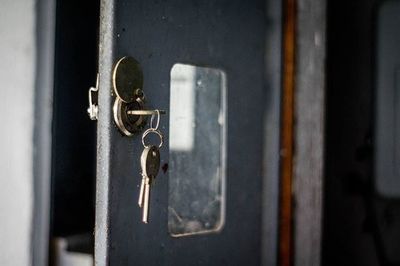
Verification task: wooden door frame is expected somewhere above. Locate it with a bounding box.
[279,0,326,265]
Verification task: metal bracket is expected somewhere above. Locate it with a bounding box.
[87,74,99,120]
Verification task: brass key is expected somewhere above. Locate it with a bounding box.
[138,145,160,223]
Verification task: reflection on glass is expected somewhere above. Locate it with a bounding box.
[168,63,227,237]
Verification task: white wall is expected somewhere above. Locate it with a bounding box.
[0,0,35,265]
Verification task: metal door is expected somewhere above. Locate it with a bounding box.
[95,1,282,265]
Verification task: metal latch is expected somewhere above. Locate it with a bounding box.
[87,74,99,120]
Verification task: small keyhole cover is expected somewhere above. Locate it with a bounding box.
[112,56,144,103]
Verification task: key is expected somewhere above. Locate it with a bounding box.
[138,146,157,207]
[142,175,152,224]
[138,148,148,207]
[138,146,148,207]
[138,174,146,208]
[138,145,160,223]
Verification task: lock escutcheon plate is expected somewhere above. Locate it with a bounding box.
[112,56,147,136]
[112,56,165,136]
[113,97,147,136]
[112,56,144,103]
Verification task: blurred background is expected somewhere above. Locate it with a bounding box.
[0,0,98,265]
[1,0,400,265]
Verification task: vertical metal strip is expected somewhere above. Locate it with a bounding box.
[95,0,115,265]
[293,0,326,265]
[32,0,56,265]
[279,0,296,265]
[262,0,283,264]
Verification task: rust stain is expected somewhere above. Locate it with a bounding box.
[279,0,296,265]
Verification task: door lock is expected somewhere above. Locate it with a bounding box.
[87,56,165,136]
[87,74,99,120]
[112,56,165,136]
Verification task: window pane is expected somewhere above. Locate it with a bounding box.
[168,64,227,237]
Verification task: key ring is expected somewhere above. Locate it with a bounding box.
[149,109,160,130]
[142,128,163,148]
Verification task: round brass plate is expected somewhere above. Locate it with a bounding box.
[112,56,144,103]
